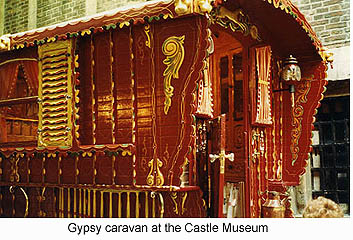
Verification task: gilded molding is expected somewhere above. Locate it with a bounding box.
[162,35,185,114]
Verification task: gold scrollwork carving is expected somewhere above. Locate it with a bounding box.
[171,192,179,214]
[181,192,188,215]
[156,158,164,186]
[162,35,185,114]
[147,158,165,186]
[290,81,311,166]
[211,6,261,41]
[147,159,155,186]
[169,191,188,216]
[144,24,151,48]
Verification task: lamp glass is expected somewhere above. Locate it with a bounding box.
[281,55,301,82]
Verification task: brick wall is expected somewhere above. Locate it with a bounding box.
[4,0,28,34]
[2,0,350,48]
[37,0,86,28]
[1,0,147,34]
[291,0,350,48]
[97,0,143,13]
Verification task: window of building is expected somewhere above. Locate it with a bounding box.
[0,61,38,147]
[311,96,350,214]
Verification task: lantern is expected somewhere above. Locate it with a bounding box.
[281,55,301,107]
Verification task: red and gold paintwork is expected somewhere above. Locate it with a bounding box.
[0,0,329,218]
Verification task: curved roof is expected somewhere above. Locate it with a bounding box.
[2,0,325,61]
[239,0,324,60]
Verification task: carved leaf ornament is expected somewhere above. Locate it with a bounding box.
[162,35,185,114]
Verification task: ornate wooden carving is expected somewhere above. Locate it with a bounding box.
[282,62,327,185]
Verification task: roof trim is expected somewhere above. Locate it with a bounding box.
[3,0,177,50]
[0,0,329,62]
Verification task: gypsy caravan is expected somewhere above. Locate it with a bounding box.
[0,0,330,218]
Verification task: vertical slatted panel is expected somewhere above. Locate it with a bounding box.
[37,40,73,147]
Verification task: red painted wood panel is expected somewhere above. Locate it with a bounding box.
[112,28,133,145]
[77,36,94,145]
[94,32,114,144]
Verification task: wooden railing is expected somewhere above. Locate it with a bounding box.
[0,184,165,218]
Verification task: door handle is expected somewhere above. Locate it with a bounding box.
[209,150,234,163]
[209,150,234,174]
